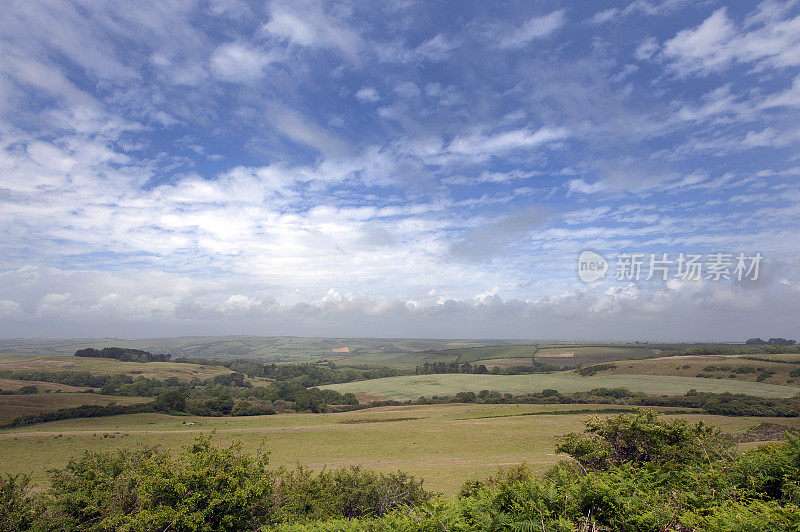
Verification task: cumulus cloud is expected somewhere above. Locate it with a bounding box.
[1,1,800,340]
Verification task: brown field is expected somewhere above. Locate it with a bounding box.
[0,393,150,425]
[0,354,233,381]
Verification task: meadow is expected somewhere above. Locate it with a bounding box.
[320,372,799,400]
[1,403,796,494]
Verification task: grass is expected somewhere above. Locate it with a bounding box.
[0,393,149,425]
[0,404,794,494]
[335,352,458,370]
[444,345,538,363]
[319,372,799,400]
[0,353,233,380]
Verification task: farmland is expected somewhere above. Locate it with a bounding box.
[320,372,799,400]
[1,403,797,494]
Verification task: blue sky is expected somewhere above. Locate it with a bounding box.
[1,0,799,340]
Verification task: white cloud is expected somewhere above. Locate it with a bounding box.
[355,87,380,102]
[268,104,349,156]
[210,42,276,82]
[662,6,800,76]
[446,127,569,161]
[567,178,605,195]
[414,34,459,61]
[264,1,362,60]
[635,37,659,60]
[498,10,566,48]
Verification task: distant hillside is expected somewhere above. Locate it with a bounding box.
[0,336,503,361]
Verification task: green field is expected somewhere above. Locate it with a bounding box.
[0,404,793,494]
[335,351,460,369]
[0,353,233,380]
[320,372,799,400]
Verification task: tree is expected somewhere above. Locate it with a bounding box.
[154,389,187,412]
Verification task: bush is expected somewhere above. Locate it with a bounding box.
[29,435,431,530]
[556,410,730,470]
[0,474,36,530]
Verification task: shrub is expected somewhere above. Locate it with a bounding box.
[556,410,730,470]
[0,474,36,530]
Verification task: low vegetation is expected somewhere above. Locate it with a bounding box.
[3,412,799,531]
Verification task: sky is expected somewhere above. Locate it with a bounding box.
[1,0,799,341]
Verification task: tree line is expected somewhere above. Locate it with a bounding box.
[74,347,171,363]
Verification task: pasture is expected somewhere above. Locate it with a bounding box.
[320,372,799,400]
[0,404,795,494]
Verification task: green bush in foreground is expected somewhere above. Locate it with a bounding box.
[2,411,800,531]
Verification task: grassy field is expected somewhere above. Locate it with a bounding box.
[584,355,800,387]
[0,393,149,425]
[0,353,233,380]
[335,351,460,370]
[320,372,799,400]
[0,404,794,494]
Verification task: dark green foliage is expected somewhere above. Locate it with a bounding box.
[664,345,800,357]
[757,370,776,382]
[577,363,617,376]
[556,410,729,470]
[0,474,36,530]
[10,435,430,530]
[153,389,188,412]
[74,347,171,362]
[2,402,153,428]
